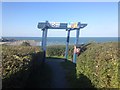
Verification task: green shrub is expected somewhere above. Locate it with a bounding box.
[46,45,74,58]
[46,45,65,56]
[76,42,119,88]
[21,42,31,46]
[2,45,42,88]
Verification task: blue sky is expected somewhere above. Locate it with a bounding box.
[2,2,118,37]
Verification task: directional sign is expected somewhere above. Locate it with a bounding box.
[49,23,67,29]
[49,22,60,28]
[38,22,67,29]
[67,22,78,28]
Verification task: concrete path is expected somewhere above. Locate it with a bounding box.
[46,58,69,88]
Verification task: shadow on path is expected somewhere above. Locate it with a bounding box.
[46,57,69,88]
[2,55,97,89]
[49,57,97,89]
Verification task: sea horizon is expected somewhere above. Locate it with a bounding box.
[2,37,118,46]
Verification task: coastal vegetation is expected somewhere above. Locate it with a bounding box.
[76,42,119,88]
[21,41,31,46]
[1,42,119,88]
[46,42,119,88]
[2,45,51,88]
[46,45,73,59]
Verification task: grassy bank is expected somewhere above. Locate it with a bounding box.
[46,42,119,88]
[46,45,74,60]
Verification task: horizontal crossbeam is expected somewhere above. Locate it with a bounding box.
[37,21,87,30]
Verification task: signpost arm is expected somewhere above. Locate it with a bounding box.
[73,28,80,63]
[65,29,70,61]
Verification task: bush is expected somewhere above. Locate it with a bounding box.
[21,42,31,46]
[76,42,119,88]
[2,45,42,88]
[46,45,65,57]
[46,45,74,58]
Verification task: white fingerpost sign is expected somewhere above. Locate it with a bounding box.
[49,22,60,28]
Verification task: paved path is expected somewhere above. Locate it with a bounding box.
[46,58,69,88]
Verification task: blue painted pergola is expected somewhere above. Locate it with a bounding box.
[37,21,87,63]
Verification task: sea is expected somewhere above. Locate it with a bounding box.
[2,37,118,46]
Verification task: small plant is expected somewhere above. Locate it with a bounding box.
[21,42,31,46]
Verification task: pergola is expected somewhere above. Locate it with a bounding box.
[37,21,87,63]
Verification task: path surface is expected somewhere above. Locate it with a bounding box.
[46,58,69,88]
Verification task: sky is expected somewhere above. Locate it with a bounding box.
[1,2,118,37]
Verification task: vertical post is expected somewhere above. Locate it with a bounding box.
[65,30,70,61]
[42,21,48,63]
[41,29,45,50]
[42,28,48,63]
[73,28,80,63]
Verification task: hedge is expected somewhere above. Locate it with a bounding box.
[46,45,74,58]
[2,45,43,88]
[76,42,119,88]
